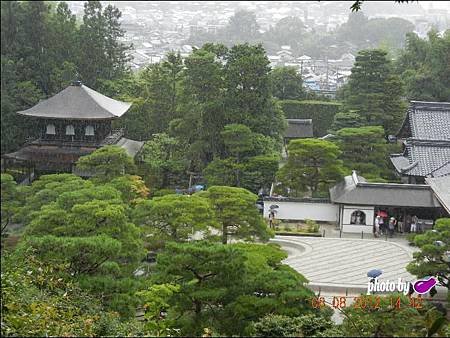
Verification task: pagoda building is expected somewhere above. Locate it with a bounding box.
[2,81,144,182]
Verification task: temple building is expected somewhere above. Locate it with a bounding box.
[264,171,448,234]
[283,119,314,153]
[390,101,450,184]
[2,81,144,182]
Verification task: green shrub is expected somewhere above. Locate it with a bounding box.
[279,100,342,136]
[406,233,417,245]
[305,219,319,233]
[251,314,334,337]
[283,224,292,232]
[152,189,176,197]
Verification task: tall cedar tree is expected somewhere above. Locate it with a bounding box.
[343,49,406,135]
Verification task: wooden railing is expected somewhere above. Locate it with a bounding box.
[25,128,125,147]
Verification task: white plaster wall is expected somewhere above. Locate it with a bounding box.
[264,200,339,222]
[342,224,373,234]
[342,205,375,233]
[342,205,375,225]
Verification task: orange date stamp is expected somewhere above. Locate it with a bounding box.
[311,295,424,310]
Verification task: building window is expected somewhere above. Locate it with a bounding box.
[85,125,95,136]
[46,124,56,135]
[350,210,366,225]
[66,124,75,136]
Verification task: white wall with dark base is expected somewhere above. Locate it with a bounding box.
[340,205,375,233]
[263,200,339,222]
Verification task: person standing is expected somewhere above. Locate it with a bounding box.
[397,216,404,233]
[379,216,385,235]
[411,215,418,233]
[374,216,380,238]
[405,214,412,233]
[388,217,396,237]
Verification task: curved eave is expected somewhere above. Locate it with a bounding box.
[16,113,125,121]
[16,84,132,120]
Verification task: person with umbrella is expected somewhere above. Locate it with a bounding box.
[367,269,382,293]
[268,205,278,229]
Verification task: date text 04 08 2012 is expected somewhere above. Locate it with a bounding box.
[310,295,424,310]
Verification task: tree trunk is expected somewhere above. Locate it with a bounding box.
[222,224,228,244]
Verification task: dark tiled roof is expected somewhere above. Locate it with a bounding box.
[430,161,450,177]
[391,101,450,177]
[115,137,145,157]
[329,171,441,208]
[284,119,313,139]
[397,101,450,140]
[17,84,132,120]
[425,176,450,213]
[264,197,331,203]
[390,139,450,177]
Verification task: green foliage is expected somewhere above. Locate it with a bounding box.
[305,219,320,233]
[339,294,448,337]
[15,173,146,317]
[203,158,239,187]
[251,313,334,337]
[270,66,306,100]
[140,133,188,190]
[277,139,344,197]
[395,30,450,102]
[16,173,90,224]
[339,10,414,50]
[279,100,342,136]
[23,235,122,275]
[109,174,150,204]
[77,1,131,87]
[118,53,183,140]
[222,123,254,159]
[264,16,307,51]
[407,218,450,290]
[335,126,389,180]
[199,186,272,244]
[76,145,137,182]
[204,124,280,193]
[1,250,145,337]
[173,46,226,167]
[330,111,364,132]
[241,156,279,194]
[1,174,26,235]
[136,283,181,335]
[342,49,407,135]
[152,241,317,336]
[224,44,285,138]
[132,194,216,242]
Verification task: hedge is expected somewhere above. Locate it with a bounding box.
[279,100,342,136]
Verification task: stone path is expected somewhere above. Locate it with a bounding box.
[272,236,416,294]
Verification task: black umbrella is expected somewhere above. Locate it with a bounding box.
[269,205,279,209]
[367,269,382,278]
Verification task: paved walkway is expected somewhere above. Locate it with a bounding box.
[272,235,416,294]
[318,223,422,257]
